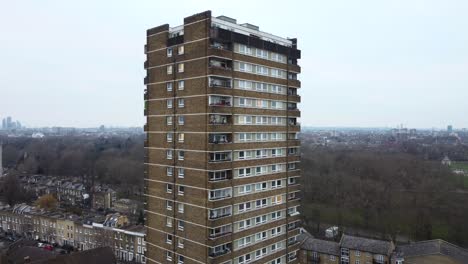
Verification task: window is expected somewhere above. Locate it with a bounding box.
[256,231,267,241]
[355,250,361,257]
[167,167,173,177]
[238,202,251,212]
[238,237,251,247]
[178,45,184,55]
[178,80,185,90]
[355,260,360,264]
[255,215,267,225]
[166,116,173,125]
[166,234,173,244]
[255,182,267,191]
[167,48,173,57]
[239,219,251,230]
[238,184,252,194]
[166,184,173,193]
[178,151,184,160]
[178,238,184,248]
[167,65,173,74]
[272,195,283,204]
[166,251,172,261]
[330,255,336,261]
[167,99,173,108]
[166,150,173,159]
[178,220,185,231]
[178,98,185,108]
[256,199,267,208]
[166,200,173,210]
[178,168,185,178]
[178,186,184,195]
[178,63,184,73]
[167,133,173,142]
[341,248,349,256]
[167,82,173,91]
[178,255,184,264]
[166,217,172,227]
[178,203,184,213]
[178,133,184,142]
[178,116,185,125]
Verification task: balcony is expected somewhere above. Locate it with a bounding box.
[288,118,299,126]
[209,211,231,220]
[209,248,231,258]
[209,96,232,107]
[209,170,232,182]
[288,103,298,111]
[209,134,232,144]
[143,124,148,132]
[144,76,149,85]
[144,90,148,100]
[209,152,232,163]
[209,58,232,70]
[144,60,148,69]
[209,114,231,125]
[209,189,232,201]
[209,77,232,88]
[210,41,231,51]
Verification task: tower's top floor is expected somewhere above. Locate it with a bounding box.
[146,10,300,60]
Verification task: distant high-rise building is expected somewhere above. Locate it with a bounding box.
[144,11,302,264]
[1,119,5,130]
[447,125,453,133]
[0,143,3,177]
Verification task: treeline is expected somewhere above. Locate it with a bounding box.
[1,135,144,187]
[301,145,468,246]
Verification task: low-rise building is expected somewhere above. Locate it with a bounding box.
[0,204,146,263]
[392,239,468,264]
[299,233,339,264]
[112,198,141,215]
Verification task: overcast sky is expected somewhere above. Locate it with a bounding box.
[1,0,467,129]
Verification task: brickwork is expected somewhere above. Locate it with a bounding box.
[145,11,301,264]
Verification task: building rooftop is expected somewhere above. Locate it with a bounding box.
[299,233,340,256]
[162,10,294,47]
[340,234,394,256]
[394,239,468,263]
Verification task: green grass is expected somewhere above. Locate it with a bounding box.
[450,162,468,171]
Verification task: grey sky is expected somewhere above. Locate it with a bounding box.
[1,0,467,129]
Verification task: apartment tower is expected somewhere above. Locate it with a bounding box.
[144,11,301,264]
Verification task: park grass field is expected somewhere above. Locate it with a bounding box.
[451,161,468,171]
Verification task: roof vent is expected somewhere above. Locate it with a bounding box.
[217,16,237,24]
[241,23,259,31]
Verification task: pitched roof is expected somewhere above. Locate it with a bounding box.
[340,234,394,255]
[299,233,340,256]
[395,239,468,263]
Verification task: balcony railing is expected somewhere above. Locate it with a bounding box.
[209,194,232,201]
[209,212,231,220]
[209,231,232,239]
[209,248,231,258]
[144,76,149,85]
[209,59,232,70]
[209,79,232,88]
[209,101,231,107]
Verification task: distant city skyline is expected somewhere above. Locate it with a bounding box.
[1,0,467,128]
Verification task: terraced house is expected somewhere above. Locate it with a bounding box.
[144,10,302,264]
